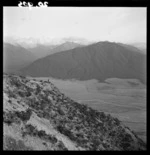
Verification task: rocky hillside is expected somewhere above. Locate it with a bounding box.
[3,74,146,150]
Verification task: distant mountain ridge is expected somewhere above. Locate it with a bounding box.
[3,43,37,73]
[27,42,83,59]
[20,41,146,84]
[3,41,84,73]
[4,36,93,48]
[118,43,146,55]
[130,42,146,54]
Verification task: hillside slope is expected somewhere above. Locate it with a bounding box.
[20,41,146,84]
[3,74,146,150]
[28,42,83,59]
[119,43,146,55]
[131,43,146,54]
[3,43,36,73]
[27,44,57,59]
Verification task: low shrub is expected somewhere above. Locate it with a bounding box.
[57,125,77,142]
[37,130,46,138]
[114,117,121,126]
[119,142,131,150]
[58,108,65,115]
[3,111,20,125]
[57,141,68,150]
[48,135,57,144]
[18,91,25,97]
[25,124,37,133]
[15,109,32,122]
[7,90,16,98]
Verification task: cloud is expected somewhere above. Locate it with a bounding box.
[3,7,147,43]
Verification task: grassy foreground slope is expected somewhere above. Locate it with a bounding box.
[3,74,146,150]
[31,77,146,143]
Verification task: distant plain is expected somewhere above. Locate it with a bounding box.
[28,76,146,143]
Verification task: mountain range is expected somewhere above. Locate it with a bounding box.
[131,42,146,54]
[20,41,146,84]
[27,42,83,59]
[3,41,83,72]
[3,43,36,73]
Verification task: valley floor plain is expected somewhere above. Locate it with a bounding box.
[28,76,146,143]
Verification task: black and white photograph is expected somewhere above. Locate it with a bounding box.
[3,4,147,151]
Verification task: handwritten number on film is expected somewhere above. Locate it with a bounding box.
[18,1,48,7]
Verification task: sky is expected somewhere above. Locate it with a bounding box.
[3,7,147,44]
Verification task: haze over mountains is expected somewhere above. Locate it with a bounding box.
[131,43,146,54]
[118,43,146,55]
[20,41,146,84]
[28,41,83,59]
[3,43,36,73]
[3,41,84,72]
[3,38,146,84]
[4,36,92,48]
